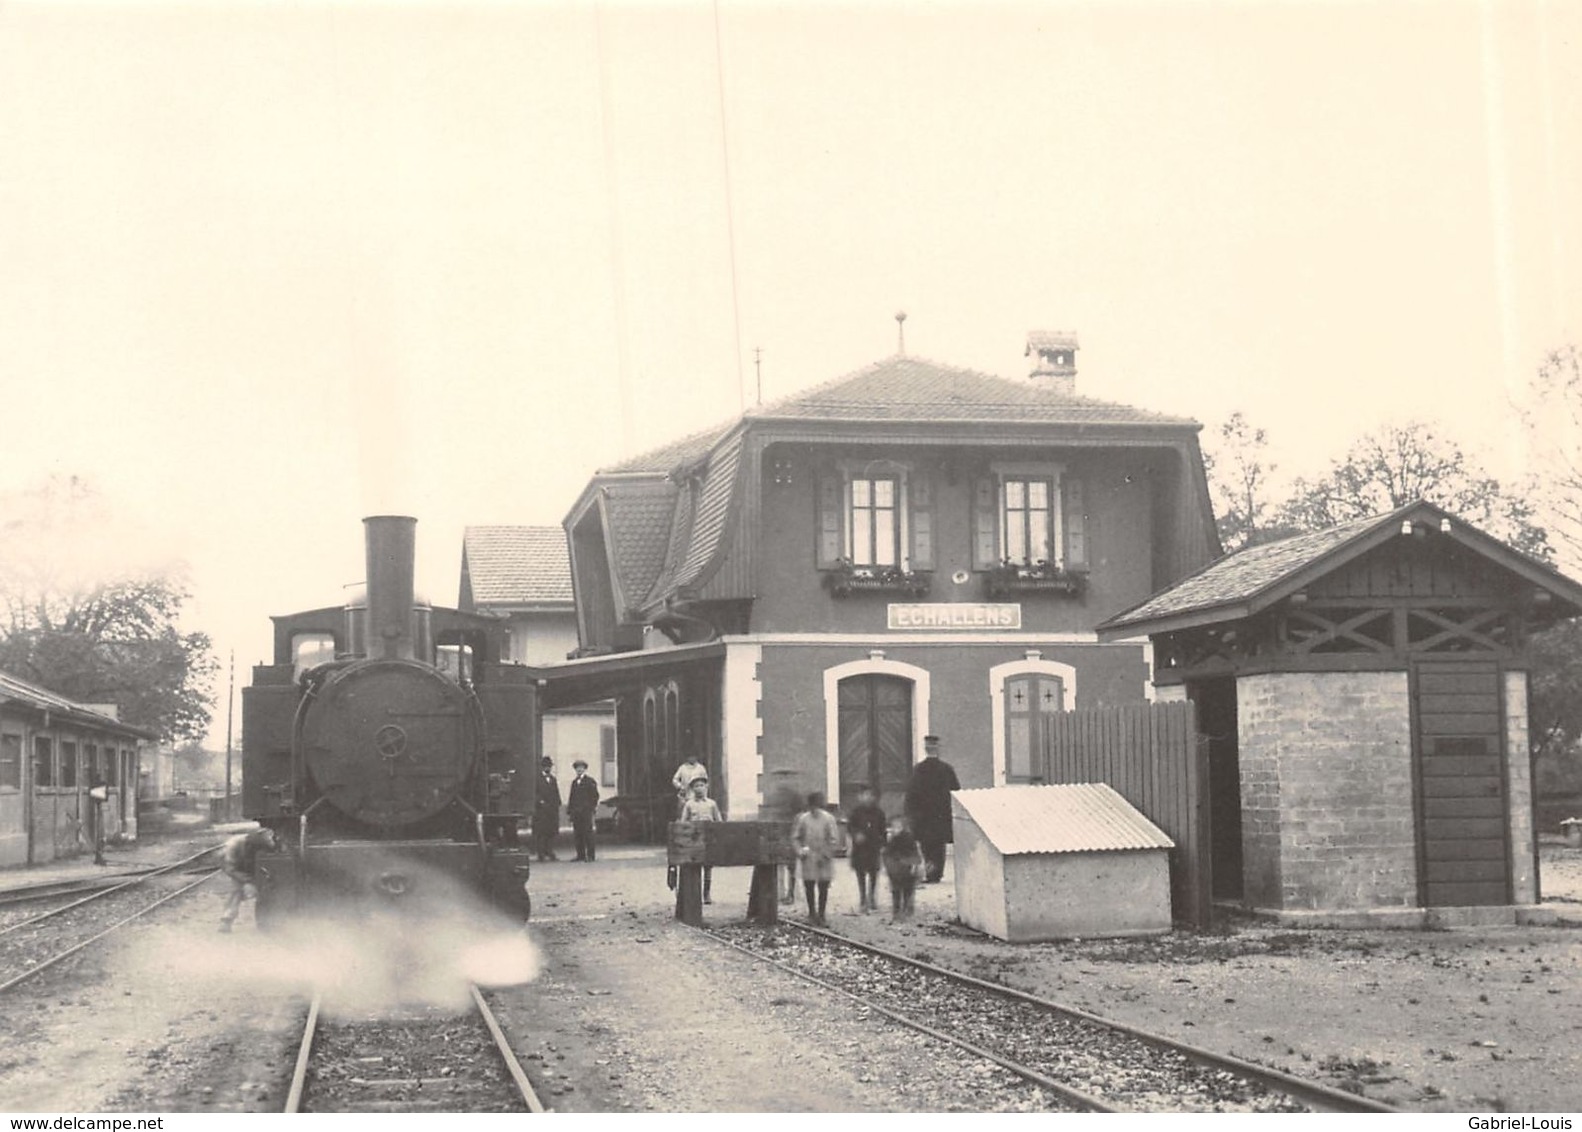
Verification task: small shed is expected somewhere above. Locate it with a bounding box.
[1097,500,1582,921]
[952,783,1174,941]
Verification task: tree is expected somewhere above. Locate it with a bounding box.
[0,475,216,743]
[1202,412,1299,552]
[1276,421,1551,560]
[1519,344,1582,568]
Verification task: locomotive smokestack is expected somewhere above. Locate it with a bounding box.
[364,515,417,660]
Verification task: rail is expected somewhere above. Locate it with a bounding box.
[701,920,1398,1114]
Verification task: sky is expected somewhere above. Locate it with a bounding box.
[0,1,1578,749]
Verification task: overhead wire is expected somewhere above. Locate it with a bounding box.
[712,0,747,411]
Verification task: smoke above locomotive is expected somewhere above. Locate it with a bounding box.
[241,516,538,924]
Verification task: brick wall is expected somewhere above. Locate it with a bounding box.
[1237,671,1417,910]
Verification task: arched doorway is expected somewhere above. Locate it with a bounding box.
[837,674,914,811]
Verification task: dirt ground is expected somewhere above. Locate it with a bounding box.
[827,836,1582,1113]
[1,832,1578,1113]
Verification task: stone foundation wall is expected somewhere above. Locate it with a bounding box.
[1237,671,1417,910]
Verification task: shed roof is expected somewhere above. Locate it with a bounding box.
[1097,499,1582,639]
[461,526,573,606]
[952,783,1174,854]
[0,670,154,739]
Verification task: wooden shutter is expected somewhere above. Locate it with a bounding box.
[910,469,934,570]
[1063,475,1087,570]
[816,469,843,568]
[972,475,999,570]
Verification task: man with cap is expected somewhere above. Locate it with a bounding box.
[533,756,563,861]
[567,757,600,861]
[904,734,960,883]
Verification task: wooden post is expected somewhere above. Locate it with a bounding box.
[676,864,704,925]
[747,864,779,924]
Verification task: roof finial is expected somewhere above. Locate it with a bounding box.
[895,310,907,355]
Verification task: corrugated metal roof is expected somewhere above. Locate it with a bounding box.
[952,783,1174,855]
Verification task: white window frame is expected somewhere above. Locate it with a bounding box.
[839,460,912,571]
[991,461,1065,569]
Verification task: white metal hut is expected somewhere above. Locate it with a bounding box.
[952,783,1174,941]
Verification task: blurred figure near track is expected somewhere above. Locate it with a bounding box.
[882,820,924,921]
[218,827,278,932]
[845,785,888,913]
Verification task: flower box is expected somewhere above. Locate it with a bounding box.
[984,562,1086,599]
[823,561,932,598]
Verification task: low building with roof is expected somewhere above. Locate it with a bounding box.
[0,670,153,867]
[458,526,617,807]
[1097,500,1582,924]
[555,332,1221,827]
[952,783,1174,940]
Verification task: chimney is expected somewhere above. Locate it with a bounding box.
[1026,331,1078,395]
[364,515,417,660]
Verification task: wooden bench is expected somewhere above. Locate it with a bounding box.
[667,821,796,925]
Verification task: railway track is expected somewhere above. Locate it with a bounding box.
[705,921,1397,1114]
[0,847,220,994]
[285,985,545,1113]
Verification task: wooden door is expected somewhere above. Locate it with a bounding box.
[837,675,913,809]
[1413,661,1509,906]
[1005,673,1064,783]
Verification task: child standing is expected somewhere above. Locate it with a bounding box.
[844,785,888,913]
[678,776,722,903]
[882,819,924,921]
[791,791,842,925]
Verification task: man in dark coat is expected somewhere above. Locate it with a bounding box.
[534,757,562,861]
[567,758,600,862]
[904,734,960,883]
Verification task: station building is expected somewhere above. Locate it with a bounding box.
[556,334,1220,821]
[0,670,151,866]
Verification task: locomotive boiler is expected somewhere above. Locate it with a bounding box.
[241,516,537,924]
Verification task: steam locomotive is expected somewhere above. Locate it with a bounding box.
[241,516,537,925]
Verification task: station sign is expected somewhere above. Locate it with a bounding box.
[887,603,1022,630]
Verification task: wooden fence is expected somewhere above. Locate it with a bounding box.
[1041,700,1211,928]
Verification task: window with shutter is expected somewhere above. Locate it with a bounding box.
[972,476,999,570]
[1064,476,1087,569]
[816,471,842,568]
[910,470,934,570]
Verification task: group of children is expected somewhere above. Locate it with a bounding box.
[675,768,926,925]
[792,785,924,925]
